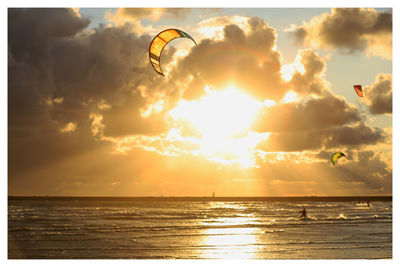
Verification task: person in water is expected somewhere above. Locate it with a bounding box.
[300,208,307,217]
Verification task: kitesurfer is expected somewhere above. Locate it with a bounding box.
[299,208,307,218]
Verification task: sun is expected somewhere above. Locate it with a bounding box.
[169,85,267,167]
[170,85,262,138]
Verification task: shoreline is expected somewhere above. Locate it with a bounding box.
[8,195,392,202]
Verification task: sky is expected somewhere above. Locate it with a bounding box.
[7,5,394,197]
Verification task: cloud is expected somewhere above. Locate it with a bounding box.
[59,122,77,133]
[257,130,326,152]
[51,25,150,101]
[196,15,252,40]
[99,92,169,137]
[288,8,392,60]
[9,8,191,179]
[8,9,391,197]
[87,111,184,155]
[256,122,386,152]
[171,16,286,101]
[9,9,389,150]
[8,9,90,145]
[326,122,386,148]
[172,30,332,103]
[255,149,391,195]
[8,8,173,176]
[48,23,173,137]
[105,8,191,26]
[338,150,392,193]
[287,49,330,95]
[8,8,90,67]
[361,73,392,115]
[251,92,360,133]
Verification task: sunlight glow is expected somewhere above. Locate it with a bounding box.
[198,25,225,39]
[168,86,265,167]
[140,100,165,118]
[263,99,276,107]
[199,131,266,167]
[280,64,296,82]
[281,91,299,103]
[170,86,262,138]
[280,55,306,82]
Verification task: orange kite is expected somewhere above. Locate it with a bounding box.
[353,85,363,97]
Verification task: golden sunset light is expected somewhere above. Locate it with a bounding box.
[8,6,393,198]
[170,86,262,138]
[168,85,266,166]
[6,4,394,260]
[7,6,393,197]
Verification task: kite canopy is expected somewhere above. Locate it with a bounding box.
[353,85,363,97]
[331,152,346,166]
[149,28,197,76]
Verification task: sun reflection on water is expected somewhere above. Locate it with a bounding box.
[199,203,265,259]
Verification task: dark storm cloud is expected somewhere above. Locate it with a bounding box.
[50,25,151,127]
[171,16,286,101]
[362,73,392,115]
[8,60,49,135]
[49,23,182,137]
[8,8,173,178]
[289,8,392,59]
[256,122,386,152]
[325,123,386,148]
[8,8,90,67]
[9,8,175,140]
[51,25,152,101]
[251,92,360,132]
[8,8,90,138]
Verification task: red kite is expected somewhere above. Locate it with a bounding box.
[353,85,363,97]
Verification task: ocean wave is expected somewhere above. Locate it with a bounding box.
[101,215,208,220]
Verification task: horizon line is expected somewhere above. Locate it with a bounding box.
[8,195,392,199]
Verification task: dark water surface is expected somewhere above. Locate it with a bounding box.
[8,197,392,259]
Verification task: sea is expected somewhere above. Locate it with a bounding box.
[8,196,392,259]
